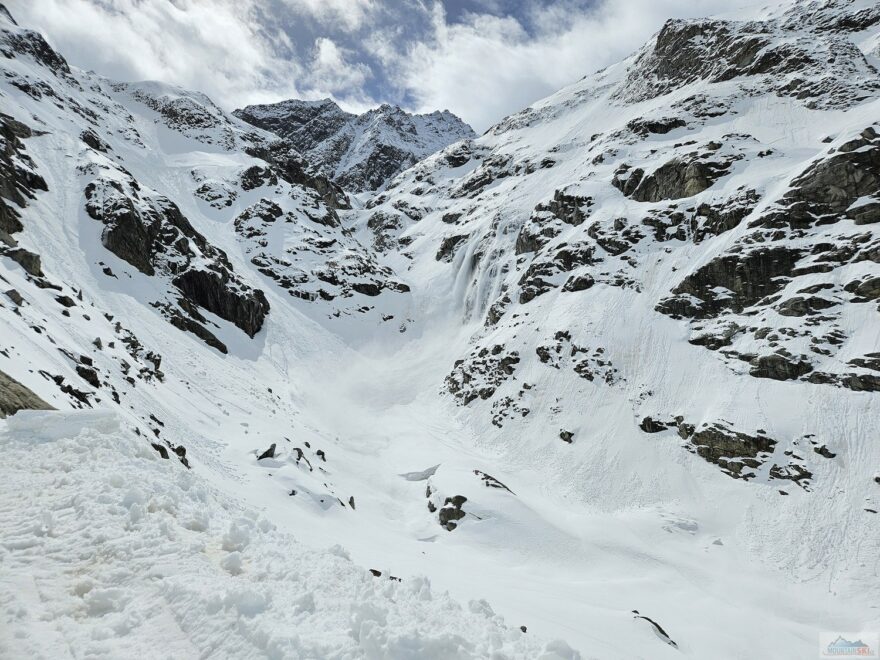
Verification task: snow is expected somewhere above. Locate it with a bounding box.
[0,410,569,659]
[234,97,476,191]
[1,2,879,659]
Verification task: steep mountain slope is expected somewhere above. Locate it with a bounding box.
[1,1,879,658]
[357,0,880,649]
[234,98,476,192]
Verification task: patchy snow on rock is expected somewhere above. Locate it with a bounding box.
[235,98,475,192]
[1,1,879,658]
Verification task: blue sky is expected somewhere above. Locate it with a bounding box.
[11,0,740,131]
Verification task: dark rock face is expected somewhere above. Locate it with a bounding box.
[658,246,802,318]
[173,269,268,339]
[235,99,352,148]
[80,129,109,153]
[627,116,686,137]
[535,190,593,226]
[639,416,669,433]
[0,113,46,239]
[613,137,756,204]
[349,143,417,192]
[83,172,269,341]
[157,302,228,354]
[775,295,836,317]
[639,416,817,483]
[235,99,475,192]
[615,8,880,109]
[691,190,759,242]
[516,212,562,255]
[587,218,643,256]
[436,234,469,262]
[4,288,22,305]
[242,140,349,216]
[0,369,53,418]
[366,211,403,252]
[84,182,156,275]
[750,353,814,381]
[0,21,71,75]
[518,243,596,303]
[5,247,41,276]
[693,423,774,472]
[614,158,727,202]
[775,127,880,228]
[75,365,100,388]
[808,370,880,393]
[563,273,595,292]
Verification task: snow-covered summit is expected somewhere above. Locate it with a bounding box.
[234,98,476,192]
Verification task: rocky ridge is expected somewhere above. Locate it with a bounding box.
[234,98,475,192]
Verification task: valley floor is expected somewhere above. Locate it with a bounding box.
[2,318,875,658]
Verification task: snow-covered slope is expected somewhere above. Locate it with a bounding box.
[234,98,476,192]
[1,1,879,658]
[0,410,565,659]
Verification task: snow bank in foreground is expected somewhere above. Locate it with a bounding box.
[0,411,577,659]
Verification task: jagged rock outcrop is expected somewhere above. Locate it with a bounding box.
[234,99,475,192]
[616,6,880,109]
[83,171,269,340]
[0,113,46,240]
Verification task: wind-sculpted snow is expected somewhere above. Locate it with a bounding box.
[1,1,879,658]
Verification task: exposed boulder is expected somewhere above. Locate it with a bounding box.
[4,247,42,276]
[437,495,468,531]
[436,233,469,262]
[0,369,53,418]
[614,158,726,202]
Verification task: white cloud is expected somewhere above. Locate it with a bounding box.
[8,0,305,108]
[307,37,372,96]
[393,0,755,131]
[8,0,770,131]
[280,0,375,33]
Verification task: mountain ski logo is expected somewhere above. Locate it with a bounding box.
[820,633,878,657]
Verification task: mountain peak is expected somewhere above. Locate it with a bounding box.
[234,99,475,192]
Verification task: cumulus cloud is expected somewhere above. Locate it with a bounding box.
[307,38,373,102]
[394,0,747,131]
[8,0,306,107]
[281,0,376,33]
[8,0,762,130]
